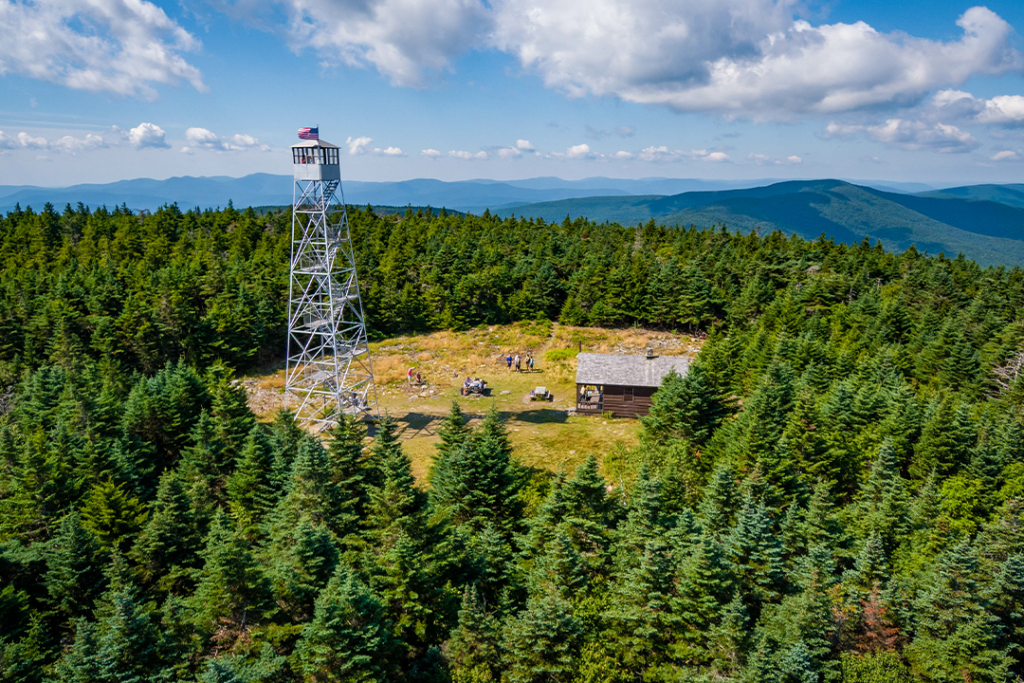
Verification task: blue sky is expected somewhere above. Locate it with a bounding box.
[1,0,1023,186]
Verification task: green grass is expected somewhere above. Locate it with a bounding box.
[241,324,700,483]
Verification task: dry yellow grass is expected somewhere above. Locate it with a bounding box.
[241,323,702,481]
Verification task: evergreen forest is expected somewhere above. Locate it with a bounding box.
[1,201,1024,682]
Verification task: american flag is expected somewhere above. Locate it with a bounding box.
[297,126,319,140]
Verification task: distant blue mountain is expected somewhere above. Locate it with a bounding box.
[0,173,942,215]
[496,179,1024,267]
[916,184,1024,208]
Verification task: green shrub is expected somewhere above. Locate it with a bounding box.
[840,652,912,683]
[545,348,578,362]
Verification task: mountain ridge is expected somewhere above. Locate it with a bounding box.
[0,173,950,215]
[496,179,1024,267]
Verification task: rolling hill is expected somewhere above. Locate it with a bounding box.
[497,179,1024,267]
[0,175,787,215]
[916,183,1024,208]
[0,174,941,215]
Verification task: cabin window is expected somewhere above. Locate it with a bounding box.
[623,387,634,402]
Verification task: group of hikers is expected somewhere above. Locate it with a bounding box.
[504,352,535,373]
[461,376,487,395]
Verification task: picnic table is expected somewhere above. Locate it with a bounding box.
[530,386,553,401]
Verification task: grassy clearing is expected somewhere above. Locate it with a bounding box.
[241,323,702,481]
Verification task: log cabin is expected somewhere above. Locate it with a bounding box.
[575,351,690,418]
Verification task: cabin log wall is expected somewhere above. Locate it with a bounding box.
[598,384,656,418]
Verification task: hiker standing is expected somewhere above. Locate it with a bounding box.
[514,354,521,372]
[506,354,513,371]
[528,355,535,372]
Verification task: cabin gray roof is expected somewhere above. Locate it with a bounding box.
[291,139,340,149]
[575,353,690,388]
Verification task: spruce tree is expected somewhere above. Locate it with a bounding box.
[266,514,340,622]
[177,411,227,520]
[43,510,107,627]
[986,553,1024,674]
[816,380,860,495]
[129,470,202,592]
[363,415,448,647]
[853,441,909,556]
[912,397,975,479]
[559,455,615,570]
[603,538,678,675]
[78,477,148,553]
[54,554,170,683]
[429,407,523,539]
[446,586,502,683]
[699,465,741,536]
[905,541,1013,682]
[673,534,734,663]
[292,566,394,683]
[326,413,369,539]
[502,561,583,683]
[640,365,730,448]
[206,364,257,458]
[432,400,472,471]
[191,511,274,647]
[269,408,306,491]
[226,425,277,539]
[728,493,786,609]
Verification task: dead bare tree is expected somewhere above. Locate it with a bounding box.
[991,351,1024,397]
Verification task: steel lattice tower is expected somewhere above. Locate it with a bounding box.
[286,137,376,430]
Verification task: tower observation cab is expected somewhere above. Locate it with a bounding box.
[291,140,341,181]
[285,132,377,431]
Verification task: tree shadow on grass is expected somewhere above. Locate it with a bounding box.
[367,412,440,439]
[513,408,570,425]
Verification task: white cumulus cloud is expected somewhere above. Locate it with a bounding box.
[218,1,1022,120]
[225,0,490,87]
[492,3,1021,118]
[0,0,206,99]
[52,133,107,154]
[932,90,1024,126]
[128,123,170,149]
[182,129,270,153]
[825,119,979,153]
[515,139,536,151]
[17,132,48,150]
[449,150,488,160]
[346,136,405,156]
[421,148,442,159]
[211,0,1024,127]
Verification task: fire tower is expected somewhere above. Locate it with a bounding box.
[285,134,376,430]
